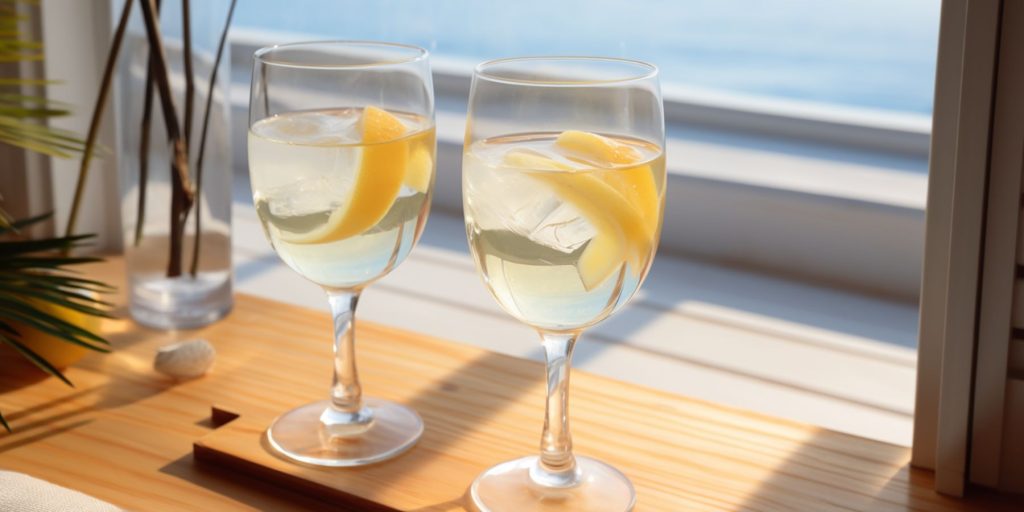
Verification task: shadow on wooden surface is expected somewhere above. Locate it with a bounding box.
[159,452,339,512]
[738,430,1024,511]
[0,348,57,395]
[0,320,176,439]
[0,419,92,454]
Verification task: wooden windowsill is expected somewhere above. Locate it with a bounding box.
[0,258,1019,510]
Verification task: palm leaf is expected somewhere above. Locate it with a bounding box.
[0,284,114,317]
[0,2,109,433]
[0,270,115,292]
[0,298,109,349]
[0,215,114,361]
[0,0,86,158]
[0,209,48,234]
[0,234,92,256]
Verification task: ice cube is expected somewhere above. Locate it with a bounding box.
[256,111,360,145]
[527,202,595,254]
[263,172,354,218]
[465,146,595,255]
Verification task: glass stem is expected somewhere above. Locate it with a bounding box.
[531,330,581,488]
[321,290,372,436]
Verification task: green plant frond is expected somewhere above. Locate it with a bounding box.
[0,124,80,145]
[0,273,115,294]
[0,123,84,145]
[0,104,71,119]
[0,271,115,293]
[0,134,72,157]
[0,284,114,317]
[0,121,81,138]
[0,281,114,312]
[0,233,93,257]
[0,210,50,235]
[0,208,13,233]
[0,93,70,107]
[0,298,110,350]
[0,115,86,157]
[0,42,41,53]
[5,277,116,302]
[0,54,42,63]
[0,333,73,386]
[0,320,19,337]
[1,255,103,268]
[0,129,86,153]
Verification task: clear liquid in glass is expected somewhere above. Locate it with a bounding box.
[463,132,665,332]
[249,108,435,289]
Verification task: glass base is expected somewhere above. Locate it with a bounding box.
[129,271,232,330]
[266,398,423,467]
[469,455,636,512]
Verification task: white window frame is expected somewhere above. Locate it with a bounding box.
[913,0,1024,497]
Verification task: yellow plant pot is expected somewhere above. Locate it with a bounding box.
[11,298,102,369]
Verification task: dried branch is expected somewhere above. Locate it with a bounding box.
[134,0,163,247]
[190,0,237,276]
[134,61,154,246]
[137,0,188,169]
[64,0,134,241]
[138,0,193,277]
[181,0,194,148]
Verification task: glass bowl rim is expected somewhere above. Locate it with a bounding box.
[474,56,659,87]
[254,40,429,70]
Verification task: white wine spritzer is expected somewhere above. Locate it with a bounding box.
[250,41,434,468]
[463,56,662,511]
[250,107,435,289]
[464,130,665,332]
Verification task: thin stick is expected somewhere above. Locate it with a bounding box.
[181,0,194,148]
[189,0,237,276]
[134,0,163,247]
[64,0,133,241]
[138,0,193,277]
[133,64,154,247]
[137,0,187,155]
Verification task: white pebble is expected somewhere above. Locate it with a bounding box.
[154,339,215,379]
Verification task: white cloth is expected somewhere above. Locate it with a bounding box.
[0,470,122,512]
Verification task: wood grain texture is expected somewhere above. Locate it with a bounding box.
[0,259,1020,511]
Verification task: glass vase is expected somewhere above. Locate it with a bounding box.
[116,0,233,329]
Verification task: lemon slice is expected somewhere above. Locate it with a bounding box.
[556,130,643,165]
[556,131,662,271]
[405,143,434,194]
[499,131,662,289]
[281,106,409,244]
[556,130,660,237]
[502,150,651,290]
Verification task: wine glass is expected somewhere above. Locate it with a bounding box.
[462,57,665,510]
[248,41,435,466]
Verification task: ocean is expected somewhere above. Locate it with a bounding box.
[234,0,941,115]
